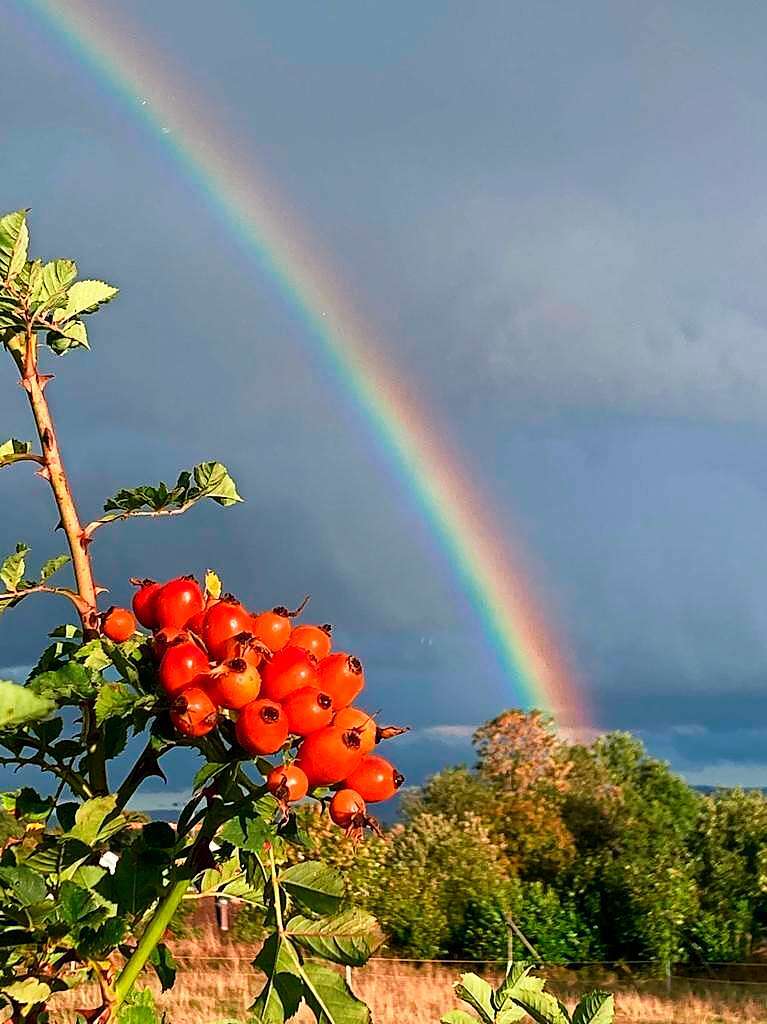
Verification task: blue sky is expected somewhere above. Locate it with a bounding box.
[4,1,767,806]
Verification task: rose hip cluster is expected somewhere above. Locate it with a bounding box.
[103,575,406,832]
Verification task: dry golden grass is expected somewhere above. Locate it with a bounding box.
[49,961,767,1023]
[44,914,767,1021]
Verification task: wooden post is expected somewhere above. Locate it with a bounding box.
[506,915,541,962]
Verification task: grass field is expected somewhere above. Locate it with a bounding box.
[49,961,767,1023]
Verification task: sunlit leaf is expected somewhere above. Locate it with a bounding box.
[1,542,30,591]
[35,258,77,312]
[56,278,118,320]
[249,933,303,1023]
[287,910,384,966]
[0,209,28,283]
[572,992,614,1024]
[279,861,345,916]
[301,961,371,1024]
[0,438,34,469]
[454,975,496,1024]
[46,318,88,355]
[38,553,69,582]
[0,680,53,730]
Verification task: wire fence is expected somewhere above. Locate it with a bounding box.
[163,951,767,993]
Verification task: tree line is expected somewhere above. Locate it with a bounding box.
[239,710,767,966]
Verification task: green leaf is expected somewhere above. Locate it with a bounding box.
[454,975,496,1024]
[219,797,279,853]
[143,821,176,848]
[494,963,545,1012]
[116,987,162,1024]
[508,991,571,1024]
[56,279,118,320]
[49,622,81,639]
[279,861,345,916]
[1,977,52,1009]
[101,461,242,521]
[15,787,54,820]
[57,803,78,831]
[36,258,77,312]
[78,915,127,958]
[441,1013,481,1024]
[21,836,90,877]
[74,638,114,671]
[67,795,119,844]
[572,992,614,1024]
[0,438,34,469]
[287,910,383,966]
[148,942,177,992]
[0,680,53,729]
[38,554,70,582]
[249,933,303,1023]
[47,318,88,354]
[301,961,371,1024]
[193,461,243,506]
[0,209,28,282]
[95,682,138,724]
[29,662,93,701]
[0,865,46,906]
[1,542,30,590]
[193,761,229,793]
[0,808,25,845]
[7,219,28,282]
[58,880,99,927]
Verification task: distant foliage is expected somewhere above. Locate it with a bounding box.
[285,710,767,966]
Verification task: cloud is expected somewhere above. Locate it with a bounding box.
[399,724,477,744]
[404,190,767,426]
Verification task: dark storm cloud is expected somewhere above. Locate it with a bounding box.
[4,0,767,794]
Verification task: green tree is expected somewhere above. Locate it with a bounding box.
[688,789,767,960]
[563,733,701,964]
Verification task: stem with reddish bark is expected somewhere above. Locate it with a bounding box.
[15,326,107,794]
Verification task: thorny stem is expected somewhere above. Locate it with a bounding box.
[0,581,90,617]
[19,334,99,630]
[15,325,108,794]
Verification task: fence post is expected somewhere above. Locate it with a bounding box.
[506,915,541,963]
[345,964,353,990]
[506,925,514,972]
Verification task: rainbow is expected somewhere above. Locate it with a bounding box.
[17,0,589,728]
